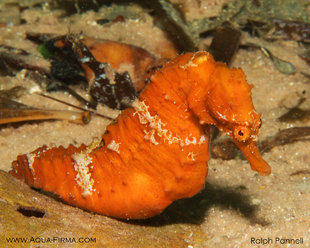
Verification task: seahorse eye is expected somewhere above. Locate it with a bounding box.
[233,126,251,142]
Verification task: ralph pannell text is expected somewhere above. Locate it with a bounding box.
[251,237,304,246]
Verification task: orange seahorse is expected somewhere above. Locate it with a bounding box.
[10,51,271,219]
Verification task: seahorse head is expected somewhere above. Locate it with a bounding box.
[207,63,270,175]
[188,53,270,175]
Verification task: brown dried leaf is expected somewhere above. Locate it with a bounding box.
[0,97,90,125]
[208,26,241,64]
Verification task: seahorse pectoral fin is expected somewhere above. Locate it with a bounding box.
[235,139,271,176]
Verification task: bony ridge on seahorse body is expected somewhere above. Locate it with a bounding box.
[10,51,271,219]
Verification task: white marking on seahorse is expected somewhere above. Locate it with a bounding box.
[132,99,206,147]
[26,146,50,180]
[107,140,120,154]
[178,53,209,69]
[72,152,95,197]
[26,153,36,175]
[132,99,182,145]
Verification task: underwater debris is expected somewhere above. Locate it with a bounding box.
[26,33,88,85]
[0,96,90,125]
[0,50,49,76]
[71,38,138,110]
[300,48,310,64]
[260,46,295,74]
[0,48,94,110]
[50,60,86,83]
[0,86,27,99]
[208,26,241,64]
[211,127,310,160]
[211,137,241,161]
[148,0,246,51]
[151,0,310,52]
[53,0,100,15]
[149,0,198,51]
[241,42,295,74]
[260,127,310,153]
[290,169,310,178]
[48,0,310,54]
[37,93,113,121]
[26,33,156,109]
[3,34,139,111]
[278,97,310,123]
[271,19,310,43]
[16,206,45,218]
